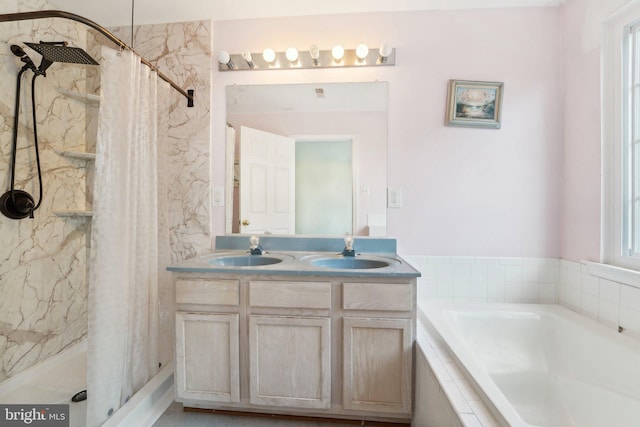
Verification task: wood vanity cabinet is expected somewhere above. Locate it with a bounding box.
[342,282,414,414]
[249,315,331,408]
[175,311,240,403]
[174,279,240,403]
[173,273,416,423]
[248,280,332,409]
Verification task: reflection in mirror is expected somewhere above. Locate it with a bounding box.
[225,82,388,237]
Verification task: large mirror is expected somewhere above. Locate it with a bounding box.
[225,82,388,236]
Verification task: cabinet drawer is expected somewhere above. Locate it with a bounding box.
[176,279,239,306]
[249,281,331,309]
[343,283,412,311]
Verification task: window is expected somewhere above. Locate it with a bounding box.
[622,22,640,258]
[603,7,640,270]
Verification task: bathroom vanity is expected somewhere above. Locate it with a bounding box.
[167,236,420,423]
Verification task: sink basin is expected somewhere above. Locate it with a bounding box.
[307,256,398,270]
[207,255,285,267]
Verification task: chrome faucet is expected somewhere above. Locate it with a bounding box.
[341,234,356,257]
[249,235,265,255]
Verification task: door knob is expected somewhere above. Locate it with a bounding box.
[241,219,250,226]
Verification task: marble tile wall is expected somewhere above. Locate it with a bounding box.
[0,0,92,381]
[0,6,212,380]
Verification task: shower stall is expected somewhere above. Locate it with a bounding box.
[0,2,211,426]
[0,41,98,220]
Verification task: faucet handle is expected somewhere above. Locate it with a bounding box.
[249,235,265,255]
[342,234,355,257]
[344,234,354,251]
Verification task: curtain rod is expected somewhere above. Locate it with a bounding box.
[0,10,195,107]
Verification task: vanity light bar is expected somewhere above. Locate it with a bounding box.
[217,46,395,71]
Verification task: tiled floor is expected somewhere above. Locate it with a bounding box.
[153,402,408,427]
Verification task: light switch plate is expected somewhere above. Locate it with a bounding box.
[212,187,225,207]
[387,187,403,208]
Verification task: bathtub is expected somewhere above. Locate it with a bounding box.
[417,302,640,427]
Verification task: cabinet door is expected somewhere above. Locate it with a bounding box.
[175,312,240,403]
[343,317,412,414]
[249,315,331,409]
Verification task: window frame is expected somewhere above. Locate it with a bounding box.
[603,3,640,270]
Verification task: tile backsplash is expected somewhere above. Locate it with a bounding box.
[403,255,559,304]
[403,254,640,341]
[559,260,640,340]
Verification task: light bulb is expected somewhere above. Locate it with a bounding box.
[217,51,231,65]
[263,48,276,64]
[286,47,299,63]
[241,51,254,68]
[217,51,234,69]
[379,44,393,58]
[331,45,344,62]
[356,44,369,60]
[309,45,320,60]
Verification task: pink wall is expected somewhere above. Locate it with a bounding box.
[212,8,564,257]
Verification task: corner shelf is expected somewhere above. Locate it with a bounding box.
[53,88,97,221]
[55,88,100,105]
[53,211,94,218]
[54,149,96,161]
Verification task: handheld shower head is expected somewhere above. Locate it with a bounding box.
[10,44,37,71]
[10,44,26,57]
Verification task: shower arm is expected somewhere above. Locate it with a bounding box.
[0,10,194,107]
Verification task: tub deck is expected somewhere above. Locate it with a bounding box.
[417,302,640,427]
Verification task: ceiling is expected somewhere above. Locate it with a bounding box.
[50,0,565,27]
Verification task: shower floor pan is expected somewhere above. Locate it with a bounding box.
[0,340,174,427]
[0,341,87,427]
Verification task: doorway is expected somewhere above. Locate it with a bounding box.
[295,139,353,235]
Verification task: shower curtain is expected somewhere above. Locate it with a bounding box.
[87,46,166,427]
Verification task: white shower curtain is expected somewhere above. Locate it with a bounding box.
[87,46,165,427]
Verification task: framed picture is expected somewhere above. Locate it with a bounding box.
[446,80,503,129]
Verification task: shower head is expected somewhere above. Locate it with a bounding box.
[10,44,37,71]
[24,41,98,74]
[25,42,98,65]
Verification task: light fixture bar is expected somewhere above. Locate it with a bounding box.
[218,47,395,71]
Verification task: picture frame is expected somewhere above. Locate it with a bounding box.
[446,80,503,129]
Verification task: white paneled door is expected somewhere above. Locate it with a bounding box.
[239,126,295,234]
